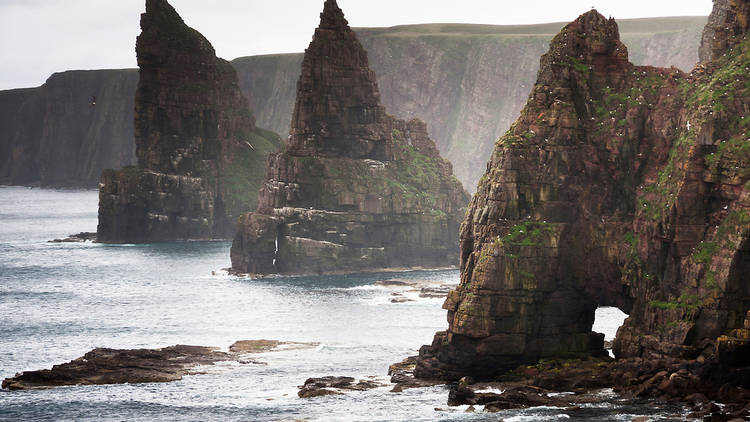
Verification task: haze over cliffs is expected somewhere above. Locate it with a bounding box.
[0,17,705,190]
[0,70,137,187]
[231,0,469,275]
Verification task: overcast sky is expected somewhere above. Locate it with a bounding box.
[0,0,712,91]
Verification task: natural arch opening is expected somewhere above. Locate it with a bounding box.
[592,306,629,357]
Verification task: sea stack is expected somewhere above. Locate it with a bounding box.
[97,0,280,243]
[415,0,750,397]
[230,0,469,275]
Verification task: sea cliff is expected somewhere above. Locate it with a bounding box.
[96,0,280,243]
[230,0,469,275]
[413,1,750,412]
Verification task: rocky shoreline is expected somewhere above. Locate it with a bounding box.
[4,339,747,419]
[391,353,750,420]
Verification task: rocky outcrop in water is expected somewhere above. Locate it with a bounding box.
[1,345,231,390]
[414,1,750,406]
[96,0,280,243]
[2,339,318,391]
[297,376,383,398]
[230,0,469,275]
[0,19,705,189]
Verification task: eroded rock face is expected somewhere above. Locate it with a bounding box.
[699,0,750,63]
[96,0,280,243]
[415,1,750,391]
[230,0,469,275]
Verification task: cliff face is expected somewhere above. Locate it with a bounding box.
[0,70,137,187]
[232,54,302,142]
[97,0,280,243]
[0,18,705,189]
[355,18,706,193]
[699,0,750,63]
[415,1,750,392]
[230,0,469,275]
[237,18,706,192]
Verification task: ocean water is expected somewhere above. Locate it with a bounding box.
[0,186,687,421]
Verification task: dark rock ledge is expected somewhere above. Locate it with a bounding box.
[397,353,750,419]
[49,232,97,243]
[2,345,229,390]
[2,340,317,391]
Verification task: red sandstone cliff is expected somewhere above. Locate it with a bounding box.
[97,0,280,243]
[414,1,750,409]
[230,0,469,275]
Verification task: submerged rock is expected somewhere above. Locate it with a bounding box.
[49,232,97,243]
[448,382,569,411]
[1,345,231,390]
[96,0,280,243]
[230,0,469,276]
[229,340,319,353]
[297,376,383,398]
[376,278,459,302]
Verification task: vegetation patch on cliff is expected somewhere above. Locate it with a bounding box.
[217,127,281,214]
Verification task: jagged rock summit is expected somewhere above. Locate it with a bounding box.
[97,0,280,243]
[230,0,469,275]
[287,0,389,160]
[415,1,750,404]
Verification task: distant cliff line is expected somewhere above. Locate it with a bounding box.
[0,17,706,190]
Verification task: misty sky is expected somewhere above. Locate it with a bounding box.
[1,0,712,91]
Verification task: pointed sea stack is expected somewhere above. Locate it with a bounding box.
[230,0,469,275]
[97,0,280,243]
[415,2,750,400]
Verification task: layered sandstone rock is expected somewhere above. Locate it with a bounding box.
[415,0,750,392]
[230,0,469,275]
[97,0,280,243]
